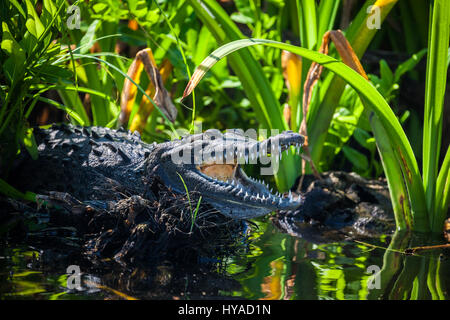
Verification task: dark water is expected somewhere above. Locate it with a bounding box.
[0,218,448,300]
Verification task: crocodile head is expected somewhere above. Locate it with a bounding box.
[147,129,305,219]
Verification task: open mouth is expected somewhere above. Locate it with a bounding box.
[195,134,304,210]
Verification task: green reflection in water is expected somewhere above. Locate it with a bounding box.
[222,219,448,300]
[367,231,449,300]
[0,220,448,300]
[0,246,100,300]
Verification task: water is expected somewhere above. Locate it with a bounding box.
[0,218,448,300]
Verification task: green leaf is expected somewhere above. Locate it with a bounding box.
[1,22,26,65]
[186,0,300,192]
[25,0,45,39]
[308,0,398,168]
[39,65,73,80]
[394,48,427,83]
[342,146,369,170]
[18,126,38,160]
[353,128,375,152]
[185,37,427,230]
[9,0,27,18]
[129,0,148,18]
[422,0,450,231]
[36,96,85,126]
[79,20,100,54]
[0,178,36,202]
[41,0,61,27]
[317,0,340,40]
[436,147,450,230]
[380,60,394,88]
[231,12,254,24]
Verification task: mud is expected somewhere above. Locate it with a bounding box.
[274,171,395,243]
[0,176,247,274]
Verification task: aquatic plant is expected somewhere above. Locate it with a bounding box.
[182,0,449,233]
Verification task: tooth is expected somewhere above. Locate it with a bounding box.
[245,153,249,163]
[289,193,294,202]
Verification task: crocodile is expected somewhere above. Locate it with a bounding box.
[11,124,305,220]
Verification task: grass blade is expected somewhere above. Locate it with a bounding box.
[422,0,450,232]
[186,0,299,192]
[0,178,36,202]
[34,96,85,125]
[435,147,450,233]
[308,0,398,167]
[183,38,428,230]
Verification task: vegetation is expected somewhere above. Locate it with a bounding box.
[1,0,449,301]
[0,0,449,235]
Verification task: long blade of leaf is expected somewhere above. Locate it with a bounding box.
[308,0,398,167]
[186,0,299,192]
[422,0,450,232]
[183,38,428,229]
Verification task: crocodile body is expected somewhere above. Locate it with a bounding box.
[12,125,396,240]
[14,125,155,201]
[12,124,305,219]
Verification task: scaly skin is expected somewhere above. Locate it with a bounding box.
[13,124,305,219]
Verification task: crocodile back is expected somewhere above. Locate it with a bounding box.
[12,124,155,201]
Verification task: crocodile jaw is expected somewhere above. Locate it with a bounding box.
[151,130,305,219]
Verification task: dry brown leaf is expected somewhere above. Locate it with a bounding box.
[119,48,177,132]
